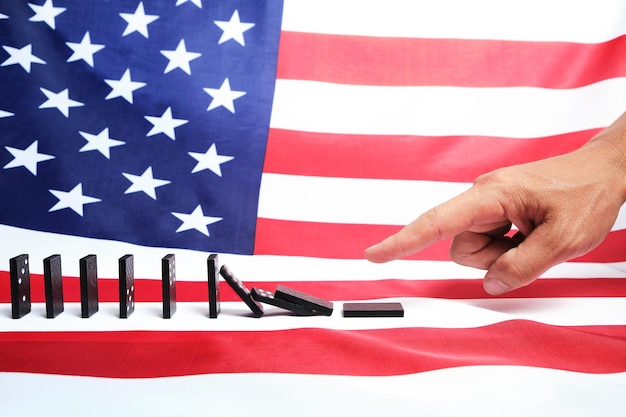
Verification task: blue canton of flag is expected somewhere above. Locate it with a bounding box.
[0,0,283,254]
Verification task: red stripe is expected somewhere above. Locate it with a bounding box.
[254,218,626,262]
[277,31,626,88]
[1,322,624,377]
[264,128,598,181]
[2,274,624,303]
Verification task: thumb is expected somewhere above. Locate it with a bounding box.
[483,225,561,295]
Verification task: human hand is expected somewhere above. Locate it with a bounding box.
[365,113,626,295]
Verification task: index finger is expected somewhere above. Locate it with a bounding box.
[364,189,506,263]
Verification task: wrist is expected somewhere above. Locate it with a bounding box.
[584,112,626,204]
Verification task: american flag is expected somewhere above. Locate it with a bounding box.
[1,0,625,415]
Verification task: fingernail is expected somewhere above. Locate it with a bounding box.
[364,243,379,254]
[364,244,385,262]
[484,277,510,295]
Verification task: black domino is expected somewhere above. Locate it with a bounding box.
[80,254,99,318]
[251,287,315,316]
[43,254,64,318]
[119,254,135,318]
[274,285,334,316]
[162,254,176,319]
[9,254,31,319]
[219,265,263,317]
[207,254,220,318]
[343,302,404,317]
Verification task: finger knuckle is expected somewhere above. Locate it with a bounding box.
[473,168,509,187]
[449,236,471,264]
[421,208,446,242]
[496,258,533,289]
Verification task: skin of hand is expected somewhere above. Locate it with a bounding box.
[365,112,626,295]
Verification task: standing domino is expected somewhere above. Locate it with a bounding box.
[119,254,135,319]
[162,254,176,319]
[80,254,98,318]
[207,254,220,318]
[43,254,64,318]
[10,254,31,319]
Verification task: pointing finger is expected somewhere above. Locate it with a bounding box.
[365,190,505,263]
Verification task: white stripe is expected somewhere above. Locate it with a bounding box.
[1,225,625,280]
[282,0,626,43]
[258,173,626,230]
[270,78,626,137]
[2,297,625,332]
[259,174,470,225]
[2,368,626,417]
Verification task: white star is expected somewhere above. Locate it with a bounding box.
[188,143,234,177]
[203,78,246,113]
[145,107,188,140]
[160,39,201,75]
[176,0,202,8]
[120,2,159,38]
[49,183,101,217]
[39,87,84,118]
[66,32,105,67]
[104,69,146,103]
[1,44,46,73]
[171,204,222,237]
[29,0,66,29]
[4,140,55,176]
[79,128,125,159]
[122,166,170,200]
[0,110,14,118]
[0,13,8,19]
[214,10,255,46]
